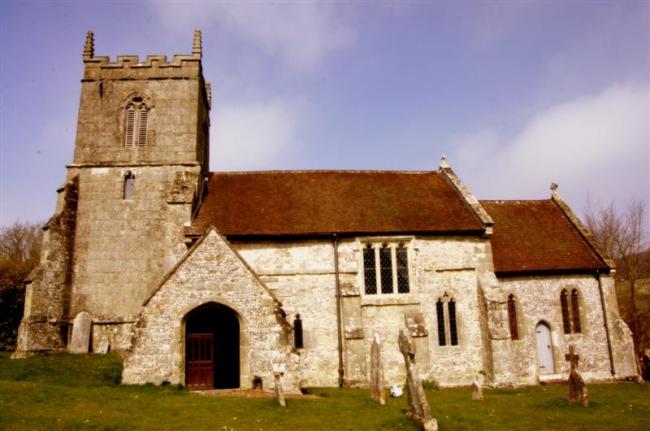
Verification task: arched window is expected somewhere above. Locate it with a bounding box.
[436,299,446,346]
[507,294,519,340]
[436,293,459,346]
[293,314,304,349]
[560,289,571,334]
[124,95,149,147]
[571,289,582,333]
[123,171,135,200]
[363,244,376,294]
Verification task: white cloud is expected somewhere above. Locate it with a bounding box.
[150,1,355,72]
[211,99,300,171]
[450,83,650,211]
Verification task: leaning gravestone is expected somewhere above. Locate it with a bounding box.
[398,328,438,431]
[69,311,92,354]
[565,344,588,407]
[370,334,386,405]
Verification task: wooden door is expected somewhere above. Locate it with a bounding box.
[186,333,214,389]
[535,323,554,374]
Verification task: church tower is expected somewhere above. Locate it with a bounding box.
[15,31,211,354]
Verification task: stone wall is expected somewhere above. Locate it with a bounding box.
[122,230,300,393]
[234,235,492,388]
[489,274,624,385]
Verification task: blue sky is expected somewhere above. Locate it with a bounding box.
[1,1,648,227]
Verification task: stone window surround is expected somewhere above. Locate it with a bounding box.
[507,293,521,341]
[436,291,460,347]
[560,287,585,336]
[357,236,414,297]
[119,92,154,149]
[121,169,136,201]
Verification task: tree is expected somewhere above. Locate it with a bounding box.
[0,221,43,350]
[584,199,649,360]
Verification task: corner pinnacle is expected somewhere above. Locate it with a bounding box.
[192,29,202,58]
[83,31,94,60]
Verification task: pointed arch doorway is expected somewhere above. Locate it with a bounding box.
[185,303,240,389]
[535,322,555,374]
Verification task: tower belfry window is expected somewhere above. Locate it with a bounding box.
[124,96,149,147]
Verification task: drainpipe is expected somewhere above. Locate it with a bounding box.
[596,270,616,376]
[333,234,345,387]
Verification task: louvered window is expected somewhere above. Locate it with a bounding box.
[124,96,149,148]
[507,294,519,340]
[361,240,410,295]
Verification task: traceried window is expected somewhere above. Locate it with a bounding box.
[123,171,135,200]
[507,294,519,340]
[361,242,410,295]
[436,293,459,346]
[124,95,149,147]
[561,288,582,334]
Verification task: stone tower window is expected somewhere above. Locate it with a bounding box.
[124,95,150,148]
[123,171,135,200]
[507,294,519,340]
[436,293,458,346]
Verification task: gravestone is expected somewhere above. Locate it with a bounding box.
[370,334,386,405]
[398,328,438,431]
[471,374,483,400]
[273,364,287,408]
[565,344,588,407]
[69,311,91,354]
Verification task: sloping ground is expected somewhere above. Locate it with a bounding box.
[1,352,649,431]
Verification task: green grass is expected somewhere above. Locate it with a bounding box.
[0,352,648,430]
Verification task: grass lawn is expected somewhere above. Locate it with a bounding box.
[0,352,648,430]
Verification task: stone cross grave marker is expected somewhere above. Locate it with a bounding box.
[565,344,588,407]
[398,328,438,431]
[370,334,386,405]
[273,363,287,408]
[69,311,91,354]
[471,374,483,400]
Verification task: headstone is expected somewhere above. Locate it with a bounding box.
[398,328,438,431]
[69,311,92,354]
[471,374,483,400]
[273,363,286,408]
[565,344,588,407]
[370,334,386,405]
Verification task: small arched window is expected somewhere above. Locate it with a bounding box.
[124,95,149,148]
[293,314,304,349]
[560,289,571,334]
[123,171,135,200]
[436,293,458,346]
[507,294,519,340]
[571,289,582,333]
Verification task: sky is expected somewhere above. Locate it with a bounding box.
[0,1,648,228]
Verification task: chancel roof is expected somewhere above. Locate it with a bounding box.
[187,170,486,237]
[481,200,609,275]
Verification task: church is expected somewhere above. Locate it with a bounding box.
[14,31,638,392]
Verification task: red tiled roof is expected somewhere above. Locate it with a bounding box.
[481,200,608,274]
[188,171,485,236]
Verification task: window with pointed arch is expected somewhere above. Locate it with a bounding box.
[507,294,519,340]
[560,288,582,334]
[123,95,150,148]
[436,292,459,346]
[123,171,135,200]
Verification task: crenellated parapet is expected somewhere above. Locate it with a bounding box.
[82,29,203,81]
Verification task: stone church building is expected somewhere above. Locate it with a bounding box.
[15,31,637,392]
